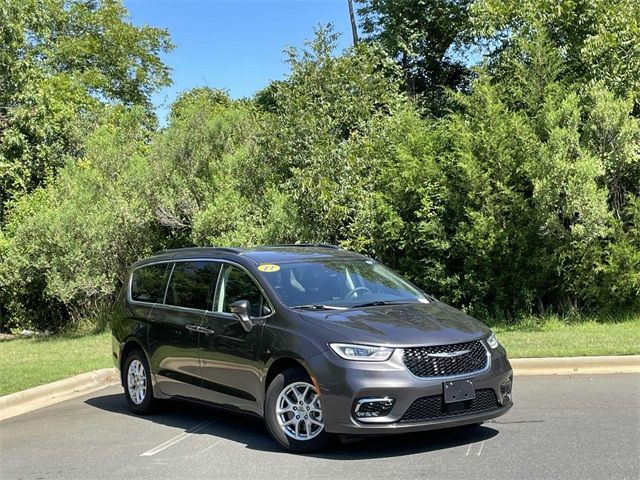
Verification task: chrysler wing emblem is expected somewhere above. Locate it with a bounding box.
[427,349,470,358]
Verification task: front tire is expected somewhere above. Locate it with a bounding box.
[264,368,335,453]
[123,349,157,414]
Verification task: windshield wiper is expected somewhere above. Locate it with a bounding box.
[290,304,347,311]
[350,300,413,308]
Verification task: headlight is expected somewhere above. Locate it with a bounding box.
[486,332,499,349]
[329,343,394,361]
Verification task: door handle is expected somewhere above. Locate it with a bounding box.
[185,324,214,335]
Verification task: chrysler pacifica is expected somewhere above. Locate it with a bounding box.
[111,245,513,452]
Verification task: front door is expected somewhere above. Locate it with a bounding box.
[199,264,268,413]
[148,260,220,400]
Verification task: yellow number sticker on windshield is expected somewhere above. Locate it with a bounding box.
[258,264,280,272]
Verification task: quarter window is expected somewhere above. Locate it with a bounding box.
[215,265,266,317]
[165,261,221,311]
[131,263,170,303]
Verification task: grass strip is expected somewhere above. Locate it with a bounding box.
[0,332,112,396]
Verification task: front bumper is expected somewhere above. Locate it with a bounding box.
[308,343,513,435]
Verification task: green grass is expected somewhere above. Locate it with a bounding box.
[0,332,112,396]
[494,314,640,358]
[1,313,638,396]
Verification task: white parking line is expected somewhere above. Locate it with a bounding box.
[140,420,212,457]
[465,442,474,456]
[195,438,224,455]
[465,430,487,456]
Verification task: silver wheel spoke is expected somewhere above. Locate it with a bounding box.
[127,359,146,405]
[275,381,324,441]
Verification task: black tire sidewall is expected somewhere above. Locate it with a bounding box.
[264,368,334,453]
[123,350,155,414]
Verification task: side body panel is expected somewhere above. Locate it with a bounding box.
[148,303,205,399]
[111,287,153,380]
[198,312,265,413]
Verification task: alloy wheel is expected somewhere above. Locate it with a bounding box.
[127,359,147,405]
[275,381,324,441]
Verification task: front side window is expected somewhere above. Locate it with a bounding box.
[215,265,265,317]
[165,261,221,310]
[131,263,170,303]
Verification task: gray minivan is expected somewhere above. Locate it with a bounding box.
[112,245,513,452]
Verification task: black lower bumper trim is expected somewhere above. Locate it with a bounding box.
[400,388,500,423]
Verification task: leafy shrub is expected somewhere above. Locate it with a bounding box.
[2,15,639,330]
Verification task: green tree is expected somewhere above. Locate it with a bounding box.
[0,0,172,222]
[427,73,639,318]
[356,0,471,110]
[469,0,640,102]
[0,107,161,330]
[149,88,265,248]
[255,27,408,243]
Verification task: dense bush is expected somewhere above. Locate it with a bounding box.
[0,108,162,329]
[1,0,638,331]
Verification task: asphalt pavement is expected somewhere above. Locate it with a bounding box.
[1,374,638,480]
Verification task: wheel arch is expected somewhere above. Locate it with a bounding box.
[264,356,319,398]
[119,337,149,385]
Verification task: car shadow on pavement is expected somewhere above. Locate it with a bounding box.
[85,392,499,459]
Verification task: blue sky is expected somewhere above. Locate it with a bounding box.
[124,0,354,121]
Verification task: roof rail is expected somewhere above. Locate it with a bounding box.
[211,247,244,254]
[151,246,243,256]
[274,243,341,250]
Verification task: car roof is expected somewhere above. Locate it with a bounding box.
[134,244,369,268]
[240,245,370,264]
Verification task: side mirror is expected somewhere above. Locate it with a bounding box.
[229,300,253,332]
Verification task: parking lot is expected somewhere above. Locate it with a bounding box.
[1,374,638,480]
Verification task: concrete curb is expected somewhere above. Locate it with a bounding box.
[511,355,640,376]
[1,356,639,422]
[0,367,119,422]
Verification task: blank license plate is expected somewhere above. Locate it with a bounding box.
[443,379,475,404]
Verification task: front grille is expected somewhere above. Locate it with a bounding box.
[400,389,499,423]
[403,340,488,377]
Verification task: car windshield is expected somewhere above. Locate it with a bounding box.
[259,259,428,309]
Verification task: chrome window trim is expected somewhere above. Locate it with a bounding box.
[127,257,275,320]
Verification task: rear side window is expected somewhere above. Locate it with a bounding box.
[165,261,221,311]
[131,263,170,303]
[215,265,266,317]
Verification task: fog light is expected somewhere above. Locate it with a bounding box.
[500,376,513,403]
[354,397,395,418]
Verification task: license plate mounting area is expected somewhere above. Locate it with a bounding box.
[443,378,475,404]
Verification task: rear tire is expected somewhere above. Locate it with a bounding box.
[123,349,157,414]
[264,368,335,453]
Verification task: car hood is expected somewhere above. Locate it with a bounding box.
[298,301,491,347]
